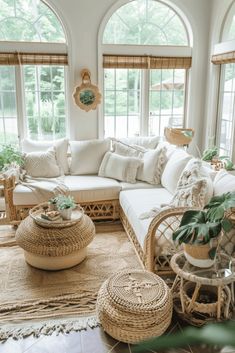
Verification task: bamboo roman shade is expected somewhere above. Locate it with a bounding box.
[211,51,235,65]
[0,52,68,65]
[103,55,192,69]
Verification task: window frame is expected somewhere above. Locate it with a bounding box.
[98,0,193,139]
[98,44,191,138]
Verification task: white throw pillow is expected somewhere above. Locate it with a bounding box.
[119,136,160,149]
[170,159,213,207]
[21,138,69,175]
[24,149,61,178]
[98,152,142,183]
[114,141,145,157]
[137,147,167,185]
[213,170,235,196]
[161,149,192,194]
[70,139,110,175]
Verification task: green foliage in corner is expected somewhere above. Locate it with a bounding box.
[0,144,24,171]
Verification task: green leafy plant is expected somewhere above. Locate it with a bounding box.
[56,194,76,210]
[0,144,24,171]
[219,156,235,171]
[202,146,219,161]
[48,196,58,205]
[134,321,235,352]
[172,192,235,247]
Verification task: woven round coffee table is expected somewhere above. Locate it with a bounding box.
[16,213,95,270]
[96,269,173,343]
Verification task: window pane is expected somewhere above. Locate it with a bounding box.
[149,69,185,137]
[217,64,235,157]
[103,0,188,45]
[0,66,18,144]
[24,65,67,140]
[104,68,141,138]
[0,0,65,42]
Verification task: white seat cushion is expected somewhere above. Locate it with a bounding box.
[119,188,173,251]
[120,181,161,190]
[13,176,121,205]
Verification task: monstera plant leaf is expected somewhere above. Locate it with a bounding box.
[204,192,235,222]
[172,210,222,244]
[133,321,235,352]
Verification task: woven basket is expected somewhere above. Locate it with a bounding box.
[96,269,172,343]
[164,127,194,146]
[16,214,95,257]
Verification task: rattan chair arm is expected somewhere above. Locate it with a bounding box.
[143,206,198,272]
[1,175,17,223]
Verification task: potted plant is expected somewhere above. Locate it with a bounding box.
[56,194,76,220]
[202,146,219,161]
[48,196,58,210]
[172,192,235,267]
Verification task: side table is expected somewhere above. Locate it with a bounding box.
[16,212,95,270]
[170,251,235,326]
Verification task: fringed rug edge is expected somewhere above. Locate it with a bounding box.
[0,315,100,342]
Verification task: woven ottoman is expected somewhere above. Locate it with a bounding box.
[96,269,173,343]
[16,214,95,270]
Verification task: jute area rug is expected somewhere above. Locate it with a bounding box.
[0,229,142,341]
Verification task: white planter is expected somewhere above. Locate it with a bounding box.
[59,208,72,220]
[183,243,216,268]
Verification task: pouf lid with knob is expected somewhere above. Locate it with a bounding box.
[96,269,173,344]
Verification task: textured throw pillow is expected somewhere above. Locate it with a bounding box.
[24,148,61,178]
[21,138,69,175]
[170,159,213,207]
[161,148,192,194]
[137,147,167,184]
[114,141,145,157]
[70,139,110,175]
[98,152,142,183]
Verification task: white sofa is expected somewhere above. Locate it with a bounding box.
[2,136,235,274]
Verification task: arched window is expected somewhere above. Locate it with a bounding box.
[100,0,192,138]
[0,0,68,143]
[214,2,235,160]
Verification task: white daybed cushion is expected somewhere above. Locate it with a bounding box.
[213,170,235,196]
[161,148,192,194]
[70,139,110,175]
[119,136,160,149]
[13,176,121,205]
[99,152,142,183]
[120,181,161,190]
[21,138,69,174]
[120,188,173,252]
[24,149,61,178]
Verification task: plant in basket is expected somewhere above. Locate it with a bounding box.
[56,194,76,220]
[48,196,58,210]
[172,192,235,268]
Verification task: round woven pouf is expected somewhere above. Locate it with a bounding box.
[96,269,173,343]
[16,214,95,270]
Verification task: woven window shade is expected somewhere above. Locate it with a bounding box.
[103,55,191,69]
[149,56,191,69]
[211,51,235,65]
[0,52,68,65]
[103,55,149,69]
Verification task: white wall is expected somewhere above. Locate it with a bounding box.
[47,0,214,152]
